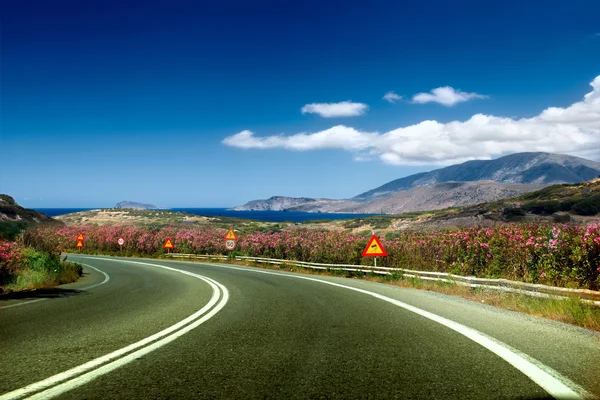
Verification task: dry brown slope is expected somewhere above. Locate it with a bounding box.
[343,181,549,214]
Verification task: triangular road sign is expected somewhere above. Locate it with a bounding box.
[77,233,85,241]
[76,240,84,248]
[224,229,237,240]
[163,238,174,249]
[362,235,387,257]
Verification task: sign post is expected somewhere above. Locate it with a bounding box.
[163,238,174,254]
[118,237,124,252]
[224,229,237,255]
[224,229,237,241]
[76,233,84,252]
[362,234,387,268]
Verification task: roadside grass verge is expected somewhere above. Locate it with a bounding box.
[0,245,83,294]
[377,276,600,330]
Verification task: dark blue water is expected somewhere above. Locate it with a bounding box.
[171,208,377,222]
[35,208,97,217]
[34,208,375,222]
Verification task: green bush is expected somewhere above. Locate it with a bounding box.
[1,246,82,292]
[572,195,600,216]
[385,232,401,240]
[501,207,526,221]
[552,213,571,223]
[20,248,61,272]
[522,201,560,215]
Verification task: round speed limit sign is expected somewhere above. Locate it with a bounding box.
[117,238,125,246]
[225,240,236,250]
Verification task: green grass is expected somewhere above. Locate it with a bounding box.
[2,261,82,293]
[0,249,83,293]
[341,208,465,230]
[374,276,600,330]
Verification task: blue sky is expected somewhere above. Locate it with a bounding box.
[1,0,599,208]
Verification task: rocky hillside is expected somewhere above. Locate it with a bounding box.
[233,152,600,214]
[231,196,359,212]
[234,182,547,214]
[234,196,324,211]
[0,195,60,239]
[341,181,548,214]
[355,152,600,201]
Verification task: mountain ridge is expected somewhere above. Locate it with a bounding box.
[233,152,600,214]
[354,152,600,201]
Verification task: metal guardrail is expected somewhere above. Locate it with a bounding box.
[163,253,600,305]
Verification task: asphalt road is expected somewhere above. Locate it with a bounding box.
[1,255,599,399]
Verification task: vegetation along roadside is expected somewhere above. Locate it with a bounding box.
[0,240,82,294]
[21,222,600,331]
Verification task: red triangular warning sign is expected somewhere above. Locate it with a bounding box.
[362,235,387,257]
[77,233,84,241]
[76,240,84,248]
[163,238,174,249]
[224,229,237,240]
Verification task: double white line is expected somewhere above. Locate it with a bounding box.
[0,260,229,400]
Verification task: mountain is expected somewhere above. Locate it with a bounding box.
[233,152,600,214]
[0,195,60,239]
[341,181,548,214]
[233,196,320,211]
[115,201,158,210]
[354,152,600,201]
[233,182,547,214]
[231,196,358,212]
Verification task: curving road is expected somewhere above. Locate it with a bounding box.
[1,255,599,399]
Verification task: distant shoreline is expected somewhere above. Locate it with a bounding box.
[33,208,380,223]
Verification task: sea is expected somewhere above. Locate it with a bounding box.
[34,208,377,223]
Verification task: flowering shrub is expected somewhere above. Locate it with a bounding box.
[0,241,21,282]
[26,223,600,290]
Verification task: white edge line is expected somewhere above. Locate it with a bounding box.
[78,264,110,290]
[180,261,594,400]
[0,264,110,310]
[0,259,228,400]
[0,299,46,310]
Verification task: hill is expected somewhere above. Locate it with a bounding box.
[231,196,358,212]
[339,178,600,234]
[341,181,548,214]
[115,201,158,210]
[235,181,547,214]
[233,152,600,214]
[0,195,60,239]
[354,152,600,201]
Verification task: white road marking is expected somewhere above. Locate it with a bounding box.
[185,261,593,400]
[0,259,229,400]
[0,264,110,310]
[0,299,46,309]
[77,264,111,290]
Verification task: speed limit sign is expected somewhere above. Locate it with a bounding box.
[225,240,236,250]
[117,238,125,246]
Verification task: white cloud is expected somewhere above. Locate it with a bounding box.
[222,126,376,151]
[383,91,402,103]
[223,76,600,165]
[300,101,368,117]
[412,86,489,106]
